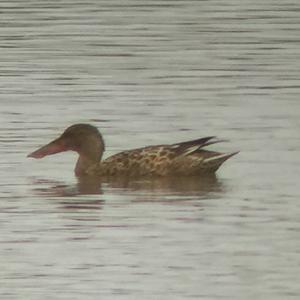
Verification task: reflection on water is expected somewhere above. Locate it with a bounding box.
[30,174,223,198]
[30,177,103,196]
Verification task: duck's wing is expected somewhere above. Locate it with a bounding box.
[170,137,238,174]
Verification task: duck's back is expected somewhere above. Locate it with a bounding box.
[86,137,237,177]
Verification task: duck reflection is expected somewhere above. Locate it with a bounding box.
[29,175,225,218]
[30,174,223,198]
[30,176,103,197]
[106,174,221,194]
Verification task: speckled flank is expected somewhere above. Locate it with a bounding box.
[90,146,174,177]
[88,141,237,177]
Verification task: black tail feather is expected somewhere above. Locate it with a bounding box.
[172,136,227,155]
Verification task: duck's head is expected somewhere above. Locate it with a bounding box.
[28,124,105,176]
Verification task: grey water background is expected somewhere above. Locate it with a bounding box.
[1,0,300,299]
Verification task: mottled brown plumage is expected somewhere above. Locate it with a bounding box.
[28,124,238,177]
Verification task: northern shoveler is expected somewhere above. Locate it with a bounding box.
[28,124,238,177]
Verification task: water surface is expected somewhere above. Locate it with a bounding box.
[1,1,300,299]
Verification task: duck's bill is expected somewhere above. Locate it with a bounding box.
[27,138,67,159]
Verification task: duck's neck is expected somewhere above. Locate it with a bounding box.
[74,135,105,176]
[75,155,97,176]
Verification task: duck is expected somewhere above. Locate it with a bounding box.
[27,123,238,177]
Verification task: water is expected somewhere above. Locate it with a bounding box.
[1,0,300,299]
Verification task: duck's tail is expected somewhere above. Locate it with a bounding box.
[202,151,239,172]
